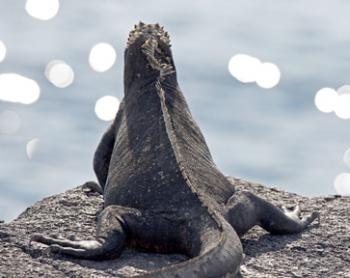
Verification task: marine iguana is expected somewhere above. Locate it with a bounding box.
[31,22,319,277]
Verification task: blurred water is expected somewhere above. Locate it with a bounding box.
[1,0,350,221]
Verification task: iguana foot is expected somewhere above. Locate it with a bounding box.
[281,204,301,217]
[81,181,103,195]
[30,205,139,259]
[225,191,319,236]
[281,203,320,228]
[30,234,105,256]
[281,204,303,219]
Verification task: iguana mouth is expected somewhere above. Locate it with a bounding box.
[127,22,175,78]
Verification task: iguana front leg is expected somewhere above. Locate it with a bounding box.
[81,123,115,194]
[225,191,319,236]
[83,101,125,194]
[82,181,104,194]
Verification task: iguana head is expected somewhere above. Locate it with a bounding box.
[124,22,176,88]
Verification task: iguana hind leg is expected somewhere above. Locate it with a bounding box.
[225,190,319,236]
[31,205,140,259]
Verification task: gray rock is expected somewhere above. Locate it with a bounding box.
[1,177,349,277]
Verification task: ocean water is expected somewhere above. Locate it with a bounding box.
[1,0,350,221]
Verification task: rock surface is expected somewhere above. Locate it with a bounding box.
[0,177,349,278]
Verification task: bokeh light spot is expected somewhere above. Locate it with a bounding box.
[25,0,59,21]
[45,60,74,88]
[0,73,40,104]
[89,43,117,72]
[344,148,350,168]
[314,87,338,113]
[334,172,350,195]
[26,138,40,159]
[0,41,6,63]
[0,110,21,134]
[337,85,350,95]
[228,54,261,83]
[255,62,281,89]
[334,94,350,119]
[95,95,120,121]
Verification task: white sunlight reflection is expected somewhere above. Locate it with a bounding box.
[25,0,59,21]
[337,85,350,95]
[255,62,281,89]
[335,85,350,119]
[89,43,117,72]
[334,94,350,120]
[334,173,350,196]
[45,60,74,88]
[344,148,350,168]
[0,41,6,63]
[228,54,261,83]
[95,95,120,121]
[314,88,338,113]
[0,110,21,134]
[228,54,281,89]
[0,73,40,104]
[26,138,40,159]
[314,85,350,119]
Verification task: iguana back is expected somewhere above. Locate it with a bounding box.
[104,43,235,211]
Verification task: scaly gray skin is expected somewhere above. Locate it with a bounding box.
[31,22,319,278]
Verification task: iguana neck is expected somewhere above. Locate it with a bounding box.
[123,22,178,93]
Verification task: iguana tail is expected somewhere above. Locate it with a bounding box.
[139,215,243,278]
